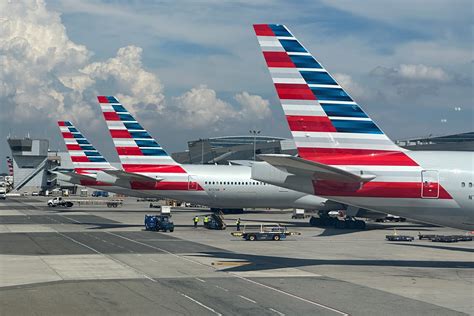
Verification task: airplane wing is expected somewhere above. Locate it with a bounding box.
[54,170,96,181]
[258,154,376,183]
[102,170,163,183]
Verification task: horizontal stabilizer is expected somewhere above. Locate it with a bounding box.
[103,170,163,182]
[258,154,375,183]
[54,170,96,181]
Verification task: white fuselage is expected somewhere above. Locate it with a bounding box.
[253,151,474,230]
[121,164,335,210]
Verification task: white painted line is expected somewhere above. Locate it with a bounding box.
[214,285,229,292]
[232,274,349,316]
[269,308,286,316]
[238,295,257,304]
[195,278,206,283]
[180,293,222,316]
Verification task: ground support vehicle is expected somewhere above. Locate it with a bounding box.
[47,197,74,208]
[47,198,122,208]
[291,209,309,219]
[203,213,226,230]
[232,224,300,241]
[309,214,365,229]
[144,215,174,232]
[386,234,414,242]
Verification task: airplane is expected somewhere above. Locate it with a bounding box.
[57,121,156,198]
[250,24,474,231]
[94,95,345,212]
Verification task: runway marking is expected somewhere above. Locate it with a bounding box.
[231,274,349,316]
[195,278,206,283]
[52,231,156,283]
[269,308,286,316]
[238,295,257,304]
[180,293,222,316]
[214,285,229,292]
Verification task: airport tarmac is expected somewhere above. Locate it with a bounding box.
[0,197,472,315]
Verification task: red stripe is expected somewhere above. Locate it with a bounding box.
[287,115,336,132]
[110,130,132,138]
[66,144,82,150]
[253,24,275,36]
[103,111,121,121]
[71,156,90,162]
[80,179,111,186]
[62,132,74,139]
[75,168,107,174]
[97,96,109,103]
[58,121,66,126]
[274,83,315,100]
[314,181,452,199]
[116,147,143,155]
[298,148,419,166]
[263,52,295,68]
[122,164,187,173]
[130,181,203,191]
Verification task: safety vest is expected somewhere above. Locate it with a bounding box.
[194,217,199,223]
[204,217,209,223]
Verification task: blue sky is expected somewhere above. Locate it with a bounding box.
[0,0,472,172]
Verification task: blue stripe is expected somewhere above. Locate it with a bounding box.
[107,96,119,103]
[269,24,292,37]
[68,128,79,133]
[119,114,135,121]
[300,71,337,85]
[290,55,322,69]
[141,148,168,156]
[130,131,152,139]
[135,139,160,147]
[321,103,368,118]
[73,134,88,140]
[279,39,306,53]
[88,157,107,162]
[331,120,382,134]
[112,105,127,112]
[84,151,102,157]
[79,145,95,151]
[311,88,352,101]
[124,122,142,130]
[64,122,73,126]
[76,139,89,144]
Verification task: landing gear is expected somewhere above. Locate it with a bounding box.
[309,212,366,230]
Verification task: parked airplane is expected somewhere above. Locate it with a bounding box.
[57,121,155,198]
[251,24,474,230]
[94,95,343,212]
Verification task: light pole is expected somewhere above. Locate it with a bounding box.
[249,130,261,161]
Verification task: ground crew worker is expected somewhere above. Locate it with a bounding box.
[203,216,209,227]
[193,216,200,228]
[236,218,241,231]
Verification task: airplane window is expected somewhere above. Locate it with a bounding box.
[245,182,248,185]
[469,182,473,188]
[212,181,215,185]
[461,182,465,187]
[220,182,222,185]
[205,181,207,184]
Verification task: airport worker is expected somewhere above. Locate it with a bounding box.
[193,216,200,228]
[203,216,209,227]
[236,218,241,231]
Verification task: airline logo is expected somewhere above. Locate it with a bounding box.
[98,96,203,191]
[57,121,111,174]
[254,24,452,200]
[253,24,416,167]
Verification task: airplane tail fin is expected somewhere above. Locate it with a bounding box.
[57,121,113,174]
[253,24,415,166]
[97,96,187,174]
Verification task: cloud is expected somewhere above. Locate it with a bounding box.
[170,86,271,129]
[333,73,366,100]
[372,64,450,82]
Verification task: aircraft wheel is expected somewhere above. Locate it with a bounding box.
[273,234,281,241]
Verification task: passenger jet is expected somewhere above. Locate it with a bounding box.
[250,24,474,230]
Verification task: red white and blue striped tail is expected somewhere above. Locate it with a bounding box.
[253,24,416,167]
[57,121,113,174]
[98,96,187,174]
